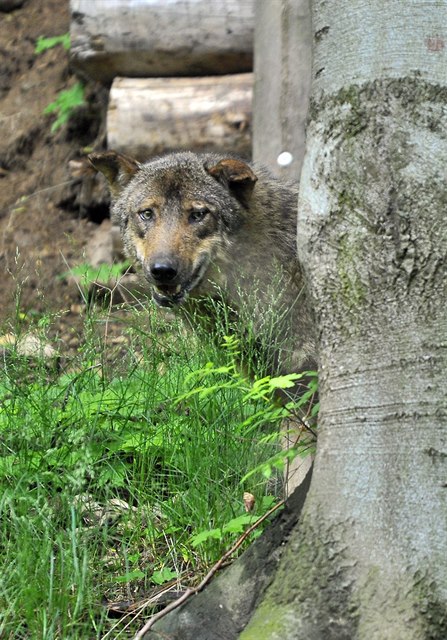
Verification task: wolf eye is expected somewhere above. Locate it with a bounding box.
[189,207,209,223]
[138,208,154,222]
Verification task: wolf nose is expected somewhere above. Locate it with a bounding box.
[150,260,178,283]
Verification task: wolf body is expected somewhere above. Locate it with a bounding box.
[89,150,317,379]
[90,150,317,492]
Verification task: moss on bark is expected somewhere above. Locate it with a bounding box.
[241,514,358,640]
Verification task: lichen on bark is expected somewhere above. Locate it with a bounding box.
[299,77,447,342]
[291,73,447,640]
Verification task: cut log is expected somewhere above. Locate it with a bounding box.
[70,0,254,83]
[107,75,252,160]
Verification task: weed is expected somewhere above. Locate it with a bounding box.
[35,32,85,133]
[35,33,70,54]
[43,82,86,133]
[0,293,317,637]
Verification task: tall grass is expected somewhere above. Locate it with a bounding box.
[0,297,313,639]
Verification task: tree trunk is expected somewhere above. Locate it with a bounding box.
[241,1,447,638]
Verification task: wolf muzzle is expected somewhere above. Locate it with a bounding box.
[145,254,210,308]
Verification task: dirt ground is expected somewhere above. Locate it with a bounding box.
[0,0,108,330]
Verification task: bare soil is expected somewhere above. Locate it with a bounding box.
[0,0,108,329]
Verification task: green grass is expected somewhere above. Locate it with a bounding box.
[0,300,315,638]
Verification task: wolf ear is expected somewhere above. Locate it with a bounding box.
[88,151,140,198]
[205,158,258,206]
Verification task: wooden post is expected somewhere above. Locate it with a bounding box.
[253,0,312,181]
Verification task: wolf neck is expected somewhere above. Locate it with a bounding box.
[232,173,300,282]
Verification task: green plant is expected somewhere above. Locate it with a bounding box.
[43,82,86,132]
[35,32,84,133]
[35,32,70,54]
[191,496,276,548]
[0,299,317,637]
[60,261,132,304]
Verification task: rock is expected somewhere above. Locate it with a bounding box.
[86,218,115,267]
[0,332,57,360]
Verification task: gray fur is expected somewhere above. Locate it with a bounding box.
[89,150,317,374]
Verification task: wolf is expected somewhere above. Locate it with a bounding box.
[89,150,317,490]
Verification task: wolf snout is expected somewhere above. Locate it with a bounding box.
[149,257,179,284]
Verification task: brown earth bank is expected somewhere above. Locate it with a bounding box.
[0,0,110,335]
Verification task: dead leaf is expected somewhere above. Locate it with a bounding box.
[243,492,255,512]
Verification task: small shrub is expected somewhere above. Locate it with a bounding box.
[43,82,86,133]
[35,33,70,54]
[35,32,85,133]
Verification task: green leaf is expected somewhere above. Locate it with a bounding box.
[240,447,300,483]
[311,401,320,417]
[191,528,223,547]
[43,82,85,132]
[267,374,302,390]
[115,569,145,584]
[222,514,256,534]
[150,567,178,585]
[35,33,70,54]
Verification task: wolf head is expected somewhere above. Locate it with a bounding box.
[89,151,257,308]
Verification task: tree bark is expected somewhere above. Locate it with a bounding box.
[241,1,447,638]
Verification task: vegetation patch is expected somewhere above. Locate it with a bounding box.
[0,301,316,638]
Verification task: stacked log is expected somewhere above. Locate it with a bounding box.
[70,0,255,156]
[107,75,252,160]
[70,0,254,82]
[253,0,311,180]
